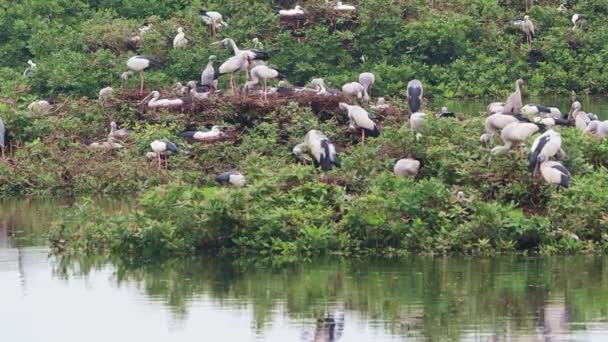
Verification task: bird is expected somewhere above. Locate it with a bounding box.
[23,59,37,76]
[201,55,218,90]
[215,53,254,97]
[584,120,608,138]
[126,31,142,50]
[487,102,505,114]
[342,82,365,102]
[568,101,590,131]
[120,71,133,89]
[410,112,427,139]
[212,38,270,61]
[243,65,286,102]
[142,91,192,109]
[339,103,380,145]
[180,125,224,142]
[139,20,153,35]
[521,104,562,119]
[370,97,390,111]
[310,78,338,96]
[522,16,535,49]
[528,129,563,172]
[435,106,456,118]
[538,160,572,188]
[481,113,521,144]
[216,172,246,187]
[173,27,188,49]
[491,121,540,155]
[108,121,132,141]
[334,1,357,11]
[0,116,5,158]
[572,14,585,30]
[98,86,114,105]
[27,98,55,115]
[501,79,525,114]
[293,130,340,171]
[406,80,423,113]
[173,82,189,97]
[189,82,214,101]
[358,72,375,102]
[150,139,178,169]
[252,37,264,49]
[279,5,305,17]
[126,55,161,94]
[85,137,123,151]
[200,10,228,36]
[394,158,420,177]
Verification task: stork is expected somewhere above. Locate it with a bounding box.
[293,130,340,171]
[279,5,305,17]
[410,112,427,140]
[126,55,161,94]
[23,60,37,76]
[572,14,585,30]
[522,16,535,49]
[216,172,246,187]
[521,104,562,119]
[150,139,178,169]
[358,72,375,102]
[200,10,228,36]
[342,82,365,102]
[487,102,505,114]
[528,129,563,172]
[538,161,571,188]
[501,79,524,114]
[98,87,114,106]
[339,103,380,145]
[481,113,521,145]
[201,55,218,90]
[173,27,188,49]
[406,79,423,113]
[85,137,123,151]
[142,91,192,109]
[334,1,357,11]
[212,38,270,61]
[108,121,132,141]
[180,125,224,142]
[371,97,390,111]
[435,106,456,118]
[394,158,420,177]
[215,53,253,97]
[584,120,608,138]
[568,101,590,131]
[0,116,5,158]
[243,65,285,102]
[491,121,539,155]
[120,71,133,89]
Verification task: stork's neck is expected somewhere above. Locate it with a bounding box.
[225,39,240,54]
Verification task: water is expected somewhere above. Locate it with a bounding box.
[2,200,608,341]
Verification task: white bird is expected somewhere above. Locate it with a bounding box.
[279,5,305,17]
[339,103,380,144]
[180,125,224,142]
[23,59,37,76]
[216,172,246,187]
[98,86,114,105]
[584,120,608,138]
[371,97,390,111]
[108,121,131,141]
[189,82,213,101]
[201,55,218,89]
[521,104,562,119]
[569,101,590,131]
[216,53,253,96]
[358,72,375,102]
[27,98,55,115]
[334,1,357,11]
[173,27,188,49]
[126,55,160,94]
[480,113,520,144]
[200,10,228,36]
[487,102,505,114]
[142,91,192,109]
[528,129,563,172]
[501,79,525,114]
[120,71,133,89]
[244,65,285,102]
[406,80,423,113]
[394,158,420,177]
[252,37,264,49]
[310,78,336,96]
[538,161,571,188]
[293,130,339,171]
[342,82,365,101]
[85,137,123,151]
[572,14,585,30]
[522,16,535,49]
[491,121,539,154]
[410,112,427,140]
[150,139,178,169]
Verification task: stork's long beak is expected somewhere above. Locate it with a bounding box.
[210,41,222,46]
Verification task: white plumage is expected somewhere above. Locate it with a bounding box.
[27,99,54,115]
[217,53,251,96]
[244,65,283,101]
[200,10,228,36]
[143,91,191,108]
[150,139,178,169]
[98,86,114,104]
[339,103,379,144]
[181,125,224,142]
[584,120,608,138]
[501,79,524,114]
[127,55,160,93]
[522,16,535,48]
[539,161,571,188]
[293,130,339,171]
[528,129,563,172]
[491,121,539,154]
[342,82,365,100]
[487,102,505,114]
[86,137,123,151]
[569,101,590,131]
[216,172,246,187]
[521,104,561,119]
[394,158,420,177]
[480,113,519,144]
[201,55,218,89]
[23,59,37,76]
[334,1,357,11]
[572,14,584,30]
[358,72,375,102]
[108,121,131,141]
[173,27,188,49]
[410,112,427,139]
[279,5,305,17]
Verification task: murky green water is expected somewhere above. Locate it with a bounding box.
[2,199,608,341]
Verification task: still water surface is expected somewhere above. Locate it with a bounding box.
[1,199,608,341]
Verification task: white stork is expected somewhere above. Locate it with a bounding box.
[280,5,305,17]
[243,65,285,102]
[293,130,339,171]
[143,91,192,109]
[342,82,365,101]
[150,139,178,169]
[406,80,423,113]
[180,125,224,142]
[126,56,160,94]
[173,27,188,49]
[216,172,246,187]
[584,120,608,138]
[572,14,585,30]
[491,121,539,154]
[339,103,380,145]
[501,79,524,114]
[108,121,132,141]
[410,112,427,140]
[528,129,563,172]
[480,113,519,145]
[522,16,535,49]
[98,86,114,105]
[521,104,562,119]
[358,72,375,102]
[394,158,420,177]
[200,10,228,36]
[538,161,572,188]
[201,55,218,89]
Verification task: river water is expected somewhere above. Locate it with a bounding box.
[2,200,608,341]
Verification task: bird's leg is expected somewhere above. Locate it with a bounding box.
[230,74,236,97]
[263,80,268,103]
[157,154,161,169]
[361,129,366,145]
[139,72,144,94]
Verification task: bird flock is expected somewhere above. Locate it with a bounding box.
[9,3,604,191]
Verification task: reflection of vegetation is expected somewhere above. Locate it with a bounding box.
[53,256,608,341]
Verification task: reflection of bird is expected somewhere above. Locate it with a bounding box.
[173,27,188,49]
[126,55,161,94]
[293,130,339,171]
[313,313,345,342]
[216,172,246,187]
[150,139,178,169]
[406,80,423,113]
[394,158,420,177]
[340,103,380,145]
